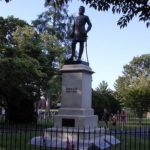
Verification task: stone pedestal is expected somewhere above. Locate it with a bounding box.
[30,127,120,150]
[54,64,98,128]
[30,63,120,149]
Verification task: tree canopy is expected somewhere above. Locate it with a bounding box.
[0,0,73,122]
[92,81,121,119]
[47,0,150,28]
[32,1,73,56]
[0,16,63,123]
[3,0,150,27]
[115,54,150,117]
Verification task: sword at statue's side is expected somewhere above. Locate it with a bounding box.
[85,38,89,64]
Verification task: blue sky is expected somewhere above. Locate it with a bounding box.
[0,0,150,90]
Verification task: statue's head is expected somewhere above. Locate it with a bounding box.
[79,6,85,15]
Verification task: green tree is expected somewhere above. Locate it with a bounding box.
[45,75,61,108]
[32,1,73,56]
[92,81,120,119]
[115,54,150,118]
[0,16,27,48]
[125,76,150,118]
[0,16,63,123]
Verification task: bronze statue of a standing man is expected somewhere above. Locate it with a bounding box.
[70,6,92,61]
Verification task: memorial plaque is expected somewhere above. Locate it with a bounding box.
[62,118,75,127]
[65,87,78,93]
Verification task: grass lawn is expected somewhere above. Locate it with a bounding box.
[0,125,150,150]
[0,128,56,150]
[0,115,150,150]
[112,134,150,150]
